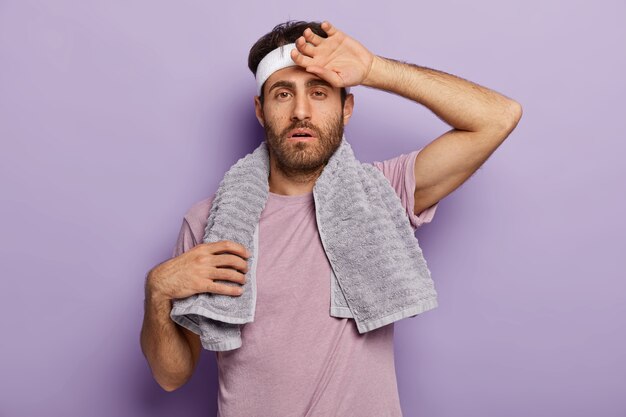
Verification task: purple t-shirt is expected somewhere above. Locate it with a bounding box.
[172,148,438,417]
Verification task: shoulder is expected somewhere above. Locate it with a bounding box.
[368,149,421,194]
[368,147,438,230]
[370,149,420,179]
[182,194,216,243]
[184,194,214,222]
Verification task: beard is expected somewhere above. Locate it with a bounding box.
[264,112,344,180]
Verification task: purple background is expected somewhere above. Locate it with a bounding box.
[1,1,624,416]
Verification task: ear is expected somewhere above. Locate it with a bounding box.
[254,96,265,127]
[342,93,355,126]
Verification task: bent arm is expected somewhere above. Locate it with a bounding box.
[362,56,522,214]
[140,270,201,392]
[363,55,521,132]
[291,21,522,210]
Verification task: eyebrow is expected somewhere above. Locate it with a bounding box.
[306,79,333,89]
[267,78,333,94]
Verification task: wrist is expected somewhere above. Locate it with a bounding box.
[145,268,170,305]
[362,55,388,88]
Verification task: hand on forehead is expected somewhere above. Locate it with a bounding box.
[288,20,374,92]
[256,21,354,95]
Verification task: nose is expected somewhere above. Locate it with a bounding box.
[290,91,311,122]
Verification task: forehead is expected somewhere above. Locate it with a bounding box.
[264,66,335,91]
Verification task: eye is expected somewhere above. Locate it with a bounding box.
[275,91,292,100]
[312,90,327,98]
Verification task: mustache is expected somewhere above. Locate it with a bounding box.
[280,121,321,139]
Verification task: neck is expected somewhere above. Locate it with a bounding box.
[268,152,324,196]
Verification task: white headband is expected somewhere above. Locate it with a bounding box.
[255,43,350,96]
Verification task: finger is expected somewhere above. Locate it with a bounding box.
[290,47,314,68]
[305,66,344,87]
[295,36,316,58]
[211,267,247,285]
[321,21,338,36]
[222,284,244,297]
[303,27,323,46]
[213,253,249,273]
[201,279,244,297]
[209,240,250,259]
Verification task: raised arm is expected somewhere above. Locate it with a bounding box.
[362,56,522,214]
[290,21,523,215]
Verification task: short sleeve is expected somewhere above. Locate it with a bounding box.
[172,218,198,258]
[171,195,215,258]
[371,148,439,230]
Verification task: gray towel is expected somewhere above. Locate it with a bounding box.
[170,135,438,351]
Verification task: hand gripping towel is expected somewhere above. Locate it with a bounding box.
[170,135,438,351]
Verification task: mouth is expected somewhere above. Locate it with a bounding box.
[286,128,317,142]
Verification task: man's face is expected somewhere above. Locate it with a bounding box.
[254,66,353,176]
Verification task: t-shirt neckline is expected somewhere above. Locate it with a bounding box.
[268,191,314,205]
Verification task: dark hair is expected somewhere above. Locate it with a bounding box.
[248,20,347,107]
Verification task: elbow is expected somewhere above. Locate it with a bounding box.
[503,100,523,129]
[155,361,195,392]
[490,100,523,137]
[508,101,523,124]
[140,335,196,393]
[156,372,191,392]
[144,352,194,393]
[159,381,183,393]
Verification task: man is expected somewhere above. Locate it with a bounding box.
[140,20,522,416]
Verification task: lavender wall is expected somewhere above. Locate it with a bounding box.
[1,1,624,416]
